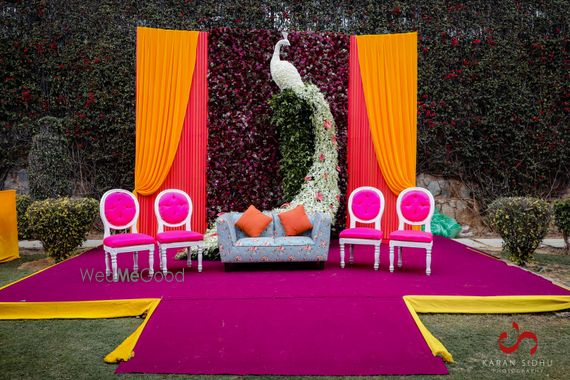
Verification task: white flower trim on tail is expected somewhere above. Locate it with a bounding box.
[282,83,340,215]
[189,83,340,256]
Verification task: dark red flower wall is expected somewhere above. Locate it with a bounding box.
[207,28,349,228]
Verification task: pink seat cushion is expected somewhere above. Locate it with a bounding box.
[339,227,382,240]
[156,230,203,244]
[104,233,155,248]
[351,190,381,220]
[400,190,431,222]
[158,192,190,225]
[389,230,433,243]
[104,192,137,226]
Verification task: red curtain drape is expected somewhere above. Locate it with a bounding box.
[138,32,208,235]
[348,35,405,239]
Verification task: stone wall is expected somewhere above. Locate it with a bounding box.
[416,173,482,228]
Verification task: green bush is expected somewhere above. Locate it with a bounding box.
[269,89,315,202]
[26,197,99,262]
[15,194,33,240]
[1,1,567,204]
[553,198,570,252]
[28,117,73,200]
[486,197,551,266]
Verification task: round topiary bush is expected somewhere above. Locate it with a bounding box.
[15,194,33,240]
[26,197,99,262]
[553,198,570,252]
[486,197,551,266]
[28,117,73,200]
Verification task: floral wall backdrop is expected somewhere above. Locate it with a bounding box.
[207,28,349,228]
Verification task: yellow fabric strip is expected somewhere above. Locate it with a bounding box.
[0,298,161,363]
[0,190,19,263]
[134,27,199,196]
[356,33,417,195]
[403,298,453,363]
[104,298,161,362]
[404,295,570,363]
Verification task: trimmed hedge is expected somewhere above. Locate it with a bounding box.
[553,198,570,252]
[26,197,99,262]
[486,197,551,266]
[1,1,567,212]
[16,194,33,240]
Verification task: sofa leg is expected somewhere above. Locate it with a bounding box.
[318,261,325,270]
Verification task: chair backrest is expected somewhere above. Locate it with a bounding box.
[396,187,435,232]
[347,186,385,230]
[100,189,140,238]
[154,189,193,233]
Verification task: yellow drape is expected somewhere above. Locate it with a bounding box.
[0,190,19,263]
[134,27,199,196]
[0,298,161,363]
[356,32,417,195]
[404,295,570,363]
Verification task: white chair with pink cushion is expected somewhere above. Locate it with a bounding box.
[154,189,204,274]
[339,186,385,270]
[100,189,156,282]
[389,187,435,275]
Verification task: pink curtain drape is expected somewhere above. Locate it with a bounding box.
[138,32,208,235]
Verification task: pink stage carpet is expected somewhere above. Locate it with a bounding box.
[1,237,568,375]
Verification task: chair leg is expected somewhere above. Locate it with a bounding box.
[111,253,118,282]
[187,246,193,268]
[197,246,203,273]
[105,251,110,277]
[349,245,354,264]
[148,247,154,277]
[397,246,402,268]
[373,244,380,271]
[426,247,432,276]
[389,245,395,273]
[133,251,139,272]
[340,242,346,268]
[161,246,167,275]
[187,247,192,267]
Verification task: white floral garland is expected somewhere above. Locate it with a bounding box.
[195,84,340,258]
[282,83,340,216]
[177,83,340,258]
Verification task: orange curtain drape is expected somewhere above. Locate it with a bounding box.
[138,32,209,235]
[356,32,417,196]
[0,190,19,263]
[348,36,398,239]
[134,27,199,196]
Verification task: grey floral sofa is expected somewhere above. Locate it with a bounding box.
[216,211,331,269]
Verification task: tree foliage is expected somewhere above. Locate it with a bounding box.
[1,1,567,210]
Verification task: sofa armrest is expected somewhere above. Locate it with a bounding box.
[216,213,237,250]
[311,213,331,241]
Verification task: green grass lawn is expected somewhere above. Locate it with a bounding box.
[1,252,569,379]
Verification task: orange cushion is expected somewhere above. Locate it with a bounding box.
[278,205,313,236]
[235,205,272,237]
